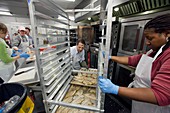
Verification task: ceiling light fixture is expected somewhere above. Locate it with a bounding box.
[58,15,67,20]
[0,11,12,16]
[88,17,91,20]
[142,10,154,15]
[114,7,119,12]
[65,0,75,2]
[69,16,75,21]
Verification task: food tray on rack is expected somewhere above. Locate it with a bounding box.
[71,68,98,88]
[56,84,96,113]
[70,81,96,88]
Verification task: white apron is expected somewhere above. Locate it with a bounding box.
[19,35,30,52]
[130,45,170,113]
[0,38,16,82]
[17,35,30,66]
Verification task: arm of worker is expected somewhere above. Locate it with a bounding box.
[0,42,15,63]
[80,60,88,69]
[98,76,157,105]
[79,50,88,68]
[110,53,143,67]
[0,42,30,63]
[110,56,129,65]
[11,48,22,57]
[119,87,157,104]
[102,51,129,65]
[81,49,85,61]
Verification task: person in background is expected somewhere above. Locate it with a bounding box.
[70,38,88,70]
[11,26,30,52]
[25,27,34,48]
[99,14,170,113]
[0,23,30,83]
[13,33,18,36]
[4,32,12,48]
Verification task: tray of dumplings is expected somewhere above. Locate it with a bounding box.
[56,85,96,113]
[71,68,98,88]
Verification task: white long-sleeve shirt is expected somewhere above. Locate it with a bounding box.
[70,46,85,69]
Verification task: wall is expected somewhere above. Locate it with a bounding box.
[78,26,94,44]
[0,16,31,39]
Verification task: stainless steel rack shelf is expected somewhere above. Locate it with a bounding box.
[37,41,70,49]
[34,11,69,25]
[28,0,104,112]
[37,34,69,37]
[37,24,68,31]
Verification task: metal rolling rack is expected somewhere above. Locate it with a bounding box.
[99,0,134,113]
[28,0,103,113]
[98,0,114,111]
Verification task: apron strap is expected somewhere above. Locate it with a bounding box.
[0,77,4,84]
[162,37,170,51]
[18,38,21,47]
[154,37,170,59]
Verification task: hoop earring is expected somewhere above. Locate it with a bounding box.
[166,37,169,42]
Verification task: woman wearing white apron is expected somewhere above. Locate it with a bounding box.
[0,23,30,83]
[12,26,30,52]
[11,26,30,66]
[99,14,170,113]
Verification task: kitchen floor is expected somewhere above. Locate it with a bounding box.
[32,91,45,113]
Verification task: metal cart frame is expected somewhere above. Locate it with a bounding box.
[28,0,108,112]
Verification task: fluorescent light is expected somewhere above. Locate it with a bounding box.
[142,10,154,15]
[114,7,119,12]
[65,0,75,2]
[69,16,75,21]
[58,15,67,20]
[0,11,12,16]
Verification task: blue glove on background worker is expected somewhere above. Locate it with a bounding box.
[98,76,119,95]
[11,49,22,57]
[11,52,17,57]
[19,53,30,59]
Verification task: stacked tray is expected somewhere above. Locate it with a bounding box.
[56,85,96,113]
[70,68,98,87]
[56,68,98,113]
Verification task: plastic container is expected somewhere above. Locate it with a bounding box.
[17,96,34,113]
[2,95,20,113]
[0,83,27,113]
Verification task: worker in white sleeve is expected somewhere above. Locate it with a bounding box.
[70,38,88,70]
[0,23,30,83]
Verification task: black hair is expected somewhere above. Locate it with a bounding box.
[25,27,31,32]
[144,13,170,34]
[145,14,170,53]
[76,38,85,45]
[0,23,7,34]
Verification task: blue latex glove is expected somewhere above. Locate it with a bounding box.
[17,49,22,52]
[98,76,119,95]
[102,51,111,60]
[0,107,4,113]
[19,53,30,59]
[11,49,17,57]
[108,56,111,60]
[13,49,22,53]
[11,53,17,57]
[102,51,105,58]
[11,49,22,57]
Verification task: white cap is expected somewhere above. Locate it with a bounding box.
[18,26,25,31]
